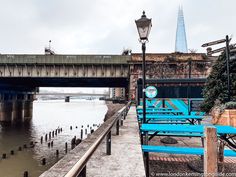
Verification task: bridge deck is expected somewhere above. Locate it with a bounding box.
[87,106,145,177]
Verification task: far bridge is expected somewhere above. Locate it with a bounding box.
[36,92,109,97]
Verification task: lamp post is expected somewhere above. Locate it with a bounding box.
[135,11,152,124]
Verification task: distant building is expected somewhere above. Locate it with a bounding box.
[110,88,125,98]
[175,6,188,53]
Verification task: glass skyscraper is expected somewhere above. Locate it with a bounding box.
[175,6,188,53]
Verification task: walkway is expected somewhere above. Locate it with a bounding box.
[87,105,145,177]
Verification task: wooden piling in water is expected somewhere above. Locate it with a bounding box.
[45,134,48,141]
[23,171,28,177]
[41,158,46,165]
[30,142,35,148]
[41,136,43,144]
[65,142,68,153]
[10,150,14,155]
[56,150,59,156]
[70,126,72,130]
[18,146,22,151]
[2,153,6,159]
[81,129,83,140]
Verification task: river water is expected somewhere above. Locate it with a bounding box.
[0,99,107,177]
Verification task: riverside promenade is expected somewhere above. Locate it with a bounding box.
[40,105,145,177]
[87,105,145,177]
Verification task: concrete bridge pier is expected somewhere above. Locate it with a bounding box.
[0,93,34,123]
[23,99,33,121]
[0,100,13,122]
[12,100,24,122]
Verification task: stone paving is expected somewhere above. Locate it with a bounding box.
[86,106,145,177]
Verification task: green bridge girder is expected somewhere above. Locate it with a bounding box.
[0,54,130,65]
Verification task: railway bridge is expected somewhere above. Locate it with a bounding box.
[0,53,213,122]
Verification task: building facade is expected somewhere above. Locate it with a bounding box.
[128,53,215,100]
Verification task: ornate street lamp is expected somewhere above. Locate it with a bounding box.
[135,11,152,124]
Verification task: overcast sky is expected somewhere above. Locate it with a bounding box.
[0,0,235,55]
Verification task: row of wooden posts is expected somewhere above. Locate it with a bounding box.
[25,124,98,177]
[1,141,36,159]
[1,126,63,162]
[0,124,99,177]
[22,126,66,177]
[39,124,97,165]
[40,127,63,143]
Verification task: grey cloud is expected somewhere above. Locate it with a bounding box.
[0,0,235,54]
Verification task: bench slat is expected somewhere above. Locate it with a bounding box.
[142,145,236,157]
[141,124,236,135]
[138,115,203,119]
[142,132,203,137]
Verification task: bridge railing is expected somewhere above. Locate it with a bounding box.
[0,54,129,64]
[40,101,131,177]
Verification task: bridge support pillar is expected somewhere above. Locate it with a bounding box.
[12,100,25,122]
[23,100,33,121]
[0,101,13,122]
[0,93,34,123]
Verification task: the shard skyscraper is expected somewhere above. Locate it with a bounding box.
[175,6,188,53]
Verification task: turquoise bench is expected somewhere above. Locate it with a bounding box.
[136,108,175,111]
[145,121,191,125]
[138,115,203,124]
[170,99,188,114]
[141,124,236,135]
[137,110,183,115]
[140,124,236,141]
[138,115,203,119]
[142,131,203,137]
[142,145,236,157]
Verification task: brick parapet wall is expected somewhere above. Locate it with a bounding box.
[128,53,215,100]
